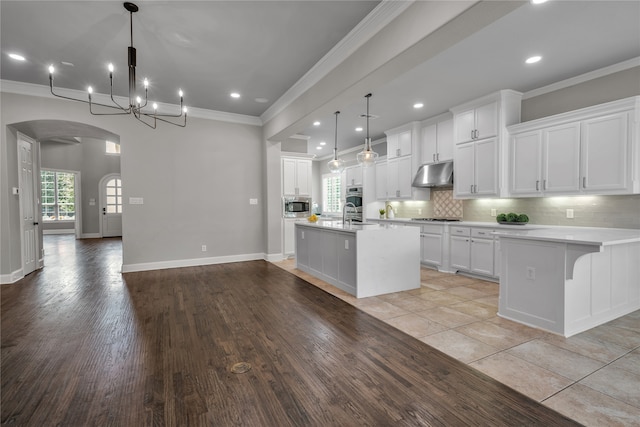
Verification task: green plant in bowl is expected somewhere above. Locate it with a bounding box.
[516,214,529,223]
[496,213,507,222]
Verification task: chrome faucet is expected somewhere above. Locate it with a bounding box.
[343,202,356,225]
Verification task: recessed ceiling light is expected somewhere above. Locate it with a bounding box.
[320,141,326,146]
[531,0,548,4]
[413,102,424,109]
[316,146,322,150]
[8,53,25,61]
[355,127,363,132]
[230,92,241,99]
[526,55,542,64]
[313,121,320,126]
[255,97,268,103]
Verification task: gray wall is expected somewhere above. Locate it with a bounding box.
[40,137,121,234]
[1,92,264,276]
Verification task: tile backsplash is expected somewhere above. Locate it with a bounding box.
[387,191,640,229]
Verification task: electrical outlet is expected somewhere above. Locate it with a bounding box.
[201,245,207,252]
[566,209,574,219]
[490,208,497,217]
[418,208,422,215]
[526,267,536,280]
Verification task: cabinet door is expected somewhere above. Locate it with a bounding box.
[397,130,412,157]
[387,158,400,198]
[471,238,494,276]
[450,235,470,271]
[338,234,357,288]
[474,138,498,197]
[494,238,501,278]
[455,109,476,144]
[543,122,581,194]
[282,158,297,195]
[511,130,542,195]
[386,133,399,159]
[375,161,388,200]
[397,156,413,198]
[295,226,308,268]
[421,124,437,164]
[454,142,475,197]
[323,232,339,282]
[345,165,363,187]
[307,229,324,276]
[283,219,296,255]
[581,112,630,193]
[436,118,454,162]
[421,233,442,266]
[296,160,312,195]
[475,101,498,140]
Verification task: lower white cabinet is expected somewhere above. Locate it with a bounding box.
[283,218,300,255]
[420,224,444,267]
[449,226,497,277]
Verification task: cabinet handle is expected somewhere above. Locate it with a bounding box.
[436,153,440,161]
[471,130,475,140]
[396,190,400,197]
[543,180,547,190]
[536,180,539,191]
[397,148,401,157]
[583,177,586,188]
[470,184,474,194]
[433,153,436,162]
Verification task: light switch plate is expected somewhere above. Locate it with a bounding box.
[249,198,258,205]
[490,208,497,217]
[566,209,574,219]
[129,197,144,205]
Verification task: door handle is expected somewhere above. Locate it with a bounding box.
[33,222,39,226]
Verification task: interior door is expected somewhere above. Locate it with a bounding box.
[101,174,123,237]
[18,135,38,276]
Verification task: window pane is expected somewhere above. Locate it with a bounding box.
[42,205,55,221]
[107,205,117,213]
[106,140,120,154]
[322,174,342,214]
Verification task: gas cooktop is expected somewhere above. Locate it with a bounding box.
[411,218,461,222]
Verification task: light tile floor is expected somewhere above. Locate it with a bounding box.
[274,259,640,426]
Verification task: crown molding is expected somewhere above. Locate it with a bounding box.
[523,57,640,100]
[0,79,263,127]
[260,0,414,125]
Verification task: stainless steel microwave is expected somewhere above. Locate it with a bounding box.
[283,196,311,218]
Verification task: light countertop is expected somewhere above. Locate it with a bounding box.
[296,220,405,234]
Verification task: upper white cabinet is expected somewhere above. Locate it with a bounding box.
[420,114,454,164]
[344,165,363,187]
[454,101,498,144]
[386,129,412,159]
[387,156,412,199]
[508,96,639,197]
[375,161,388,200]
[282,157,312,196]
[451,90,523,199]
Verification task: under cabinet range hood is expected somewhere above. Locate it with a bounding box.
[412,161,454,188]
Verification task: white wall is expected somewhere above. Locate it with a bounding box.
[0,92,264,277]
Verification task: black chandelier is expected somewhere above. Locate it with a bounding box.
[48,2,187,129]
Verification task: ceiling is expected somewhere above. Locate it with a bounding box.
[1,1,639,155]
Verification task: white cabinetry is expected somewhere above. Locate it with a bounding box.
[375,161,388,200]
[420,224,444,267]
[449,226,497,278]
[282,157,312,196]
[387,156,412,199]
[421,116,453,164]
[508,97,639,196]
[386,129,412,159]
[344,165,363,187]
[451,90,522,199]
[454,138,498,197]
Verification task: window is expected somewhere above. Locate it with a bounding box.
[41,170,76,221]
[105,140,120,154]
[322,173,342,214]
[104,177,123,213]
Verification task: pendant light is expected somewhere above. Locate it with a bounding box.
[327,111,345,173]
[357,93,378,167]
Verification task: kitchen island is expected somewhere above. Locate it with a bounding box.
[494,227,640,337]
[295,221,420,298]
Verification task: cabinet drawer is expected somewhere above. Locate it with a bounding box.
[421,224,444,235]
[471,228,494,238]
[450,226,470,237]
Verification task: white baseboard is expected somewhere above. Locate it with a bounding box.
[43,229,75,235]
[264,253,287,262]
[81,233,101,239]
[121,252,265,273]
[0,268,24,285]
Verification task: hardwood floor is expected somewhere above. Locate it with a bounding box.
[1,235,580,426]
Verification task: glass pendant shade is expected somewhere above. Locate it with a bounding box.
[327,111,345,173]
[357,93,378,167]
